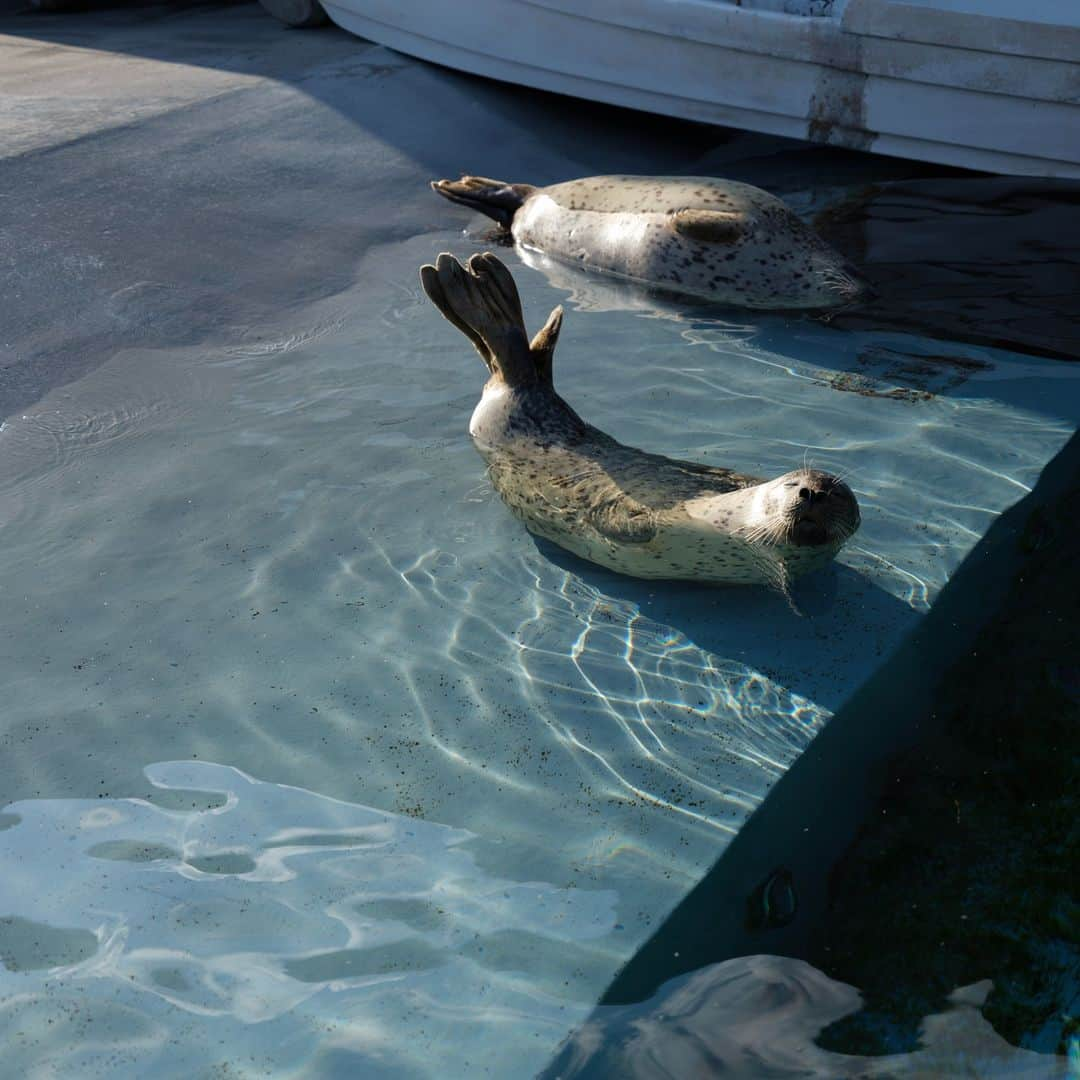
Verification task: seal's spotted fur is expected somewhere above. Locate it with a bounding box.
[419,252,860,587]
[431,174,863,310]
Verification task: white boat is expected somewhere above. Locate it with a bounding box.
[302,0,1080,179]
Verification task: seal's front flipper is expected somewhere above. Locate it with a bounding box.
[549,470,657,545]
[420,251,536,386]
[669,208,747,245]
[587,498,657,545]
[431,176,536,230]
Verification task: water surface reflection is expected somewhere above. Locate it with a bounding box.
[0,762,614,1077]
[543,955,1069,1079]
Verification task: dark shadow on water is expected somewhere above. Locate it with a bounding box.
[817,177,1080,364]
[532,535,919,716]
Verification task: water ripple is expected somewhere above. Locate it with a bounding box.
[0,762,615,1077]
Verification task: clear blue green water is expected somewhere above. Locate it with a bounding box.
[1,220,1077,1074]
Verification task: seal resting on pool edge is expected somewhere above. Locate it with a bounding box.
[419,251,860,588]
[430,174,865,310]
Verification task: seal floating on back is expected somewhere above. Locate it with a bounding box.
[419,251,860,587]
[431,174,864,310]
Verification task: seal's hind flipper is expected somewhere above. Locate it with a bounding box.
[419,257,489,362]
[420,252,537,386]
[669,209,747,245]
[431,176,536,230]
[529,306,563,385]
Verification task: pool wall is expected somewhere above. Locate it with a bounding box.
[594,424,1080,1008]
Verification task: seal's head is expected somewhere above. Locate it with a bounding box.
[747,469,860,551]
[732,211,868,310]
[657,193,870,309]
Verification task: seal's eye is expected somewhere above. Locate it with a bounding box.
[798,487,811,501]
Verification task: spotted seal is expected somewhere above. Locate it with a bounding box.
[419,252,860,587]
[431,174,865,310]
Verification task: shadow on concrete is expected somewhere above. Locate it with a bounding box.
[0,2,807,421]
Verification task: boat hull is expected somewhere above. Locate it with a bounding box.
[321,0,1080,178]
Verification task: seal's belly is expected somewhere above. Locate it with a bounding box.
[514,199,723,298]
[514,201,654,276]
[517,505,838,584]
[519,508,776,584]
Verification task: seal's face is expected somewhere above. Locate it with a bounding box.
[753,469,860,550]
[712,208,867,310]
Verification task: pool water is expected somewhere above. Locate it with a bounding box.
[2,10,1079,1075]
[1,214,1077,1075]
